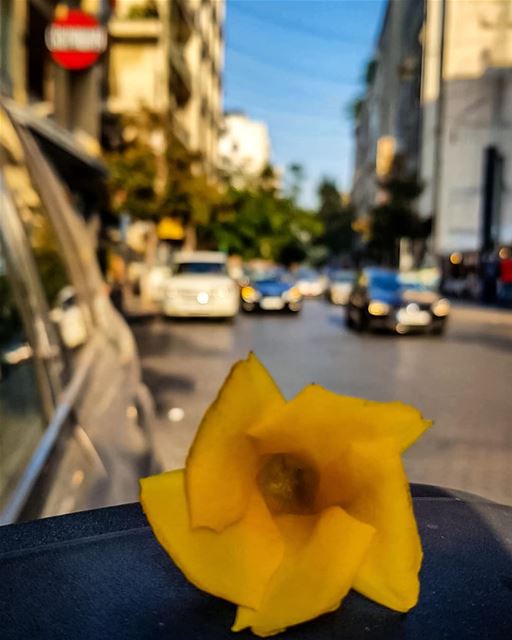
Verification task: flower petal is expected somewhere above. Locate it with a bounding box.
[140,470,283,608]
[345,442,422,612]
[186,353,285,531]
[249,385,430,464]
[232,506,375,637]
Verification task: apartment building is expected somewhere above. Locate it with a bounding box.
[352,0,424,223]
[0,0,110,144]
[107,0,225,175]
[352,0,512,260]
[218,111,271,187]
[0,0,111,223]
[420,0,512,257]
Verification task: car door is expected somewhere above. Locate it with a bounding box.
[0,109,112,523]
[2,103,156,518]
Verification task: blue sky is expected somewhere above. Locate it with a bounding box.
[223,0,386,207]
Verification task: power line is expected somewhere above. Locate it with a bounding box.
[228,1,368,46]
[227,101,350,125]
[226,41,360,87]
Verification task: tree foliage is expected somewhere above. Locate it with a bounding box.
[104,117,323,261]
[368,156,429,266]
[106,142,158,218]
[197,168,323,264]
[104,115,223,233]
[316,179,355,259]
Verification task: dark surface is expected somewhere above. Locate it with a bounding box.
[1,484,511,639]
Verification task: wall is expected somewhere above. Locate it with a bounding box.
[420,0,512,255]
[218,113,271,184]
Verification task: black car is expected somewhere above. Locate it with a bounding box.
[346,268,450,334]
[0,101,157,525]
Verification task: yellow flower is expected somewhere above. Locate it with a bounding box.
[140,353,431,637]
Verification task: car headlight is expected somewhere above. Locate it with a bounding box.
[368,301,391,316]
[432,298,450,317]
[283,287,302,303]
[241,286,261,303]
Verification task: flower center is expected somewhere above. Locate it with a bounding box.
[257,453,319,515]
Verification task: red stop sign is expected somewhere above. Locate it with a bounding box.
[45,9,107,71]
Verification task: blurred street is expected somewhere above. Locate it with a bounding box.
[133,301,512,506]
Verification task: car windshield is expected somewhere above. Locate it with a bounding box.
[369,273,401,291]
[175,262,227,275]
[370,272,437,293]
[249,268,287,283]
[330,271,355,283]
[296,268,317,281]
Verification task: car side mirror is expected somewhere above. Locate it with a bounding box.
[49,288,88,350]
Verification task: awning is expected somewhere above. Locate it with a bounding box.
[2,98,106,176]
[2,98,108,216]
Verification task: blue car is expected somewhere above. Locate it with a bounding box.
[240,268,302,313]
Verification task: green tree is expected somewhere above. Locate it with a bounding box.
[316,179,355,259]
[106,141,158,219]
[285,163,305,202]
[368,156,428,266]
[104,114,224,248]
[199,165,323,264]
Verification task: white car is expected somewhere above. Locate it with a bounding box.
[294,267,328,297]
[146,265,172,303]
[326,270,356,305]
[163,252,239,318]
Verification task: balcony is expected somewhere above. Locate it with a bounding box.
[172,0,195,44]
[169,45,191,107]
[109,18,161,42]
[170,112,190,149]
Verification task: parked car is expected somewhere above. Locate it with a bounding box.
[0,101,157,525]
[146,264,173,304]
[294,267,328,297]
[346,268,450,334]
[326,269,356,305]
[241,267,302,313]
[162,251,239,319]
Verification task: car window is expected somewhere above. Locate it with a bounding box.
[175,262,227,275]
[369,273,401,292]
[330,271,355,283]
[0,246,46,512]
[0,111,88,351]
[249,268,286,282]
[296,268,316,280]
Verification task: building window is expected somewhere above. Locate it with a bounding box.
[201,97,208,118]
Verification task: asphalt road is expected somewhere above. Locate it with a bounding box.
[132,301,512,505]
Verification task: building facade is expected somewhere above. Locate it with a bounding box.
[107,0,225,176]
[218,111,271,187]
[0,0,110,146]
[352,0,512,262]
[0,0,112,224]
[420,0,512,257]
[351,0,424,221]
